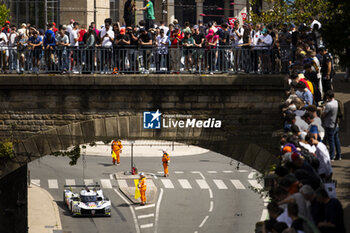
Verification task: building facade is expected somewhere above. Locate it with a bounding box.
[5,0,265,29]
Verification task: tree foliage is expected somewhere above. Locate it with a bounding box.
[51,146,81,166]
[320,0,350,67]
[0,4,10,26]
[0,139,14,159]
[249,0,330,27]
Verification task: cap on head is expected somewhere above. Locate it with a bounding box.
[193,25,199,30]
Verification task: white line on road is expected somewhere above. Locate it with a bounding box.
[140,223,154,229]
[213,179,228,189]
[138,213,154,219]
[117,179,128,187]
[248,172,255,179]
[248,180,263,189]
[222,170,233,173]
[178,179,192,189]
[31,179,40,187]
[260,209,268,221]
[65,179,75,186]
[208,189,213,199]
[196,179,209,189]
[192,171,205,180]
[100,179,113,189]
[238,170,248,172]
[160,179,174,189]
[209,201,214,212]
[230,180,246,190]
[84,179,94,186]
[113,188,140,233]
[153,174,158,180]
[134,203,155,210]
[48,179,58,189]
[199,216,209,228]
[207,171,217,173]
[174,171,184,174]
[157,171,163,174]
[154,188,164,233]
[109,174,114,180]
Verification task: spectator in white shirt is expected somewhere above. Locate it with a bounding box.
[258,28,272,73]
[156,28,169,72]
[306,133,333,180]
[99,18,114,73]
[70,22,80,73]
[0,31,8,72]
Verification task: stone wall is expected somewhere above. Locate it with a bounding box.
[0,74,287,177]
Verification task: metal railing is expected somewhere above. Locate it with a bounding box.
[0,46,291,74]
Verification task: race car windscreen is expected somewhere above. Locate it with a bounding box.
[81,195,97,203]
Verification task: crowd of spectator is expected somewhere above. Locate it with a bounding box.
[255,43,345,232]
[0,17,328,74]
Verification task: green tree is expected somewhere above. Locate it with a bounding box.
[320,0,350,67]
[249,0,330,27]
[0,4,10,26]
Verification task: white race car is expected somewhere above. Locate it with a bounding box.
[63,184,112,217]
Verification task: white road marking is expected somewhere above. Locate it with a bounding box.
[140,223,153,229]
[137,213,154,219]
[109,174,114,180]
[248,172,255,179]
[196,179,209,189]
[238,169,248,172]
[248,180,263,189]
[154,188,164,233]
[192,171,205,179]
[117,179,128,187]
[208,189,213,199]
[178,179,192,189]
[153,175,158,180]
[207,171,217,173]
[230,180,246,190]
[134,203,155,210]
[157,171,163,174]
[84,179,94,186]
[100,179,113,189]
[213,179,228,189]
[65,179,75,186]
[31,179,40,186]
[199,216,209,228]
[174,171,184,174]
[48,179,58,189]
[260,209,268,221]
[113,188,140,233]
[209,201,214,212]
[160,179,174,189]
[222,170,233,173]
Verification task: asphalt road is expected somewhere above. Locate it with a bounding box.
[28,151,265,233]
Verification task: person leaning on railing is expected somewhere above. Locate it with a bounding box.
[28,30,42,74]
[181,32,194,72]
[44,23,56,71]
[155,28,169,73]
[55,25,70,73]
[0,29,8,73]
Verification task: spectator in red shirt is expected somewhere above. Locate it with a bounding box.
[52,22,58,34]
[78,25,87,44]
[169,26,184,73]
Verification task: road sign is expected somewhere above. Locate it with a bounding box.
[241,13,247,21]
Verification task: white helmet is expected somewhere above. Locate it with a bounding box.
[162,149,167,153]
[139,172,145,177]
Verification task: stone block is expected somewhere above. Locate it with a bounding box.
[63,114,76,120]
[129,116,142,138]
[191,103,208,109]
[43,129,63,153]
[80,120,96,143]
[22,138,40,159]
[117,117,129,138]
[93,118,107,138]
[68,122,84,145]
[57,125,73,150]
[32,135,52,156]
[105,117,118,138]
[161,103,175,109]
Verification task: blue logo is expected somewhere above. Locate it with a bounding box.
[143,110,162,129]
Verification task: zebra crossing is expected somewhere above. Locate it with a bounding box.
[30,169,260,192]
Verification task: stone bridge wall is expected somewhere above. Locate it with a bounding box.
[0,74,287,178]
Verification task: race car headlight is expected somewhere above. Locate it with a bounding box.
[105,207,111,213]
